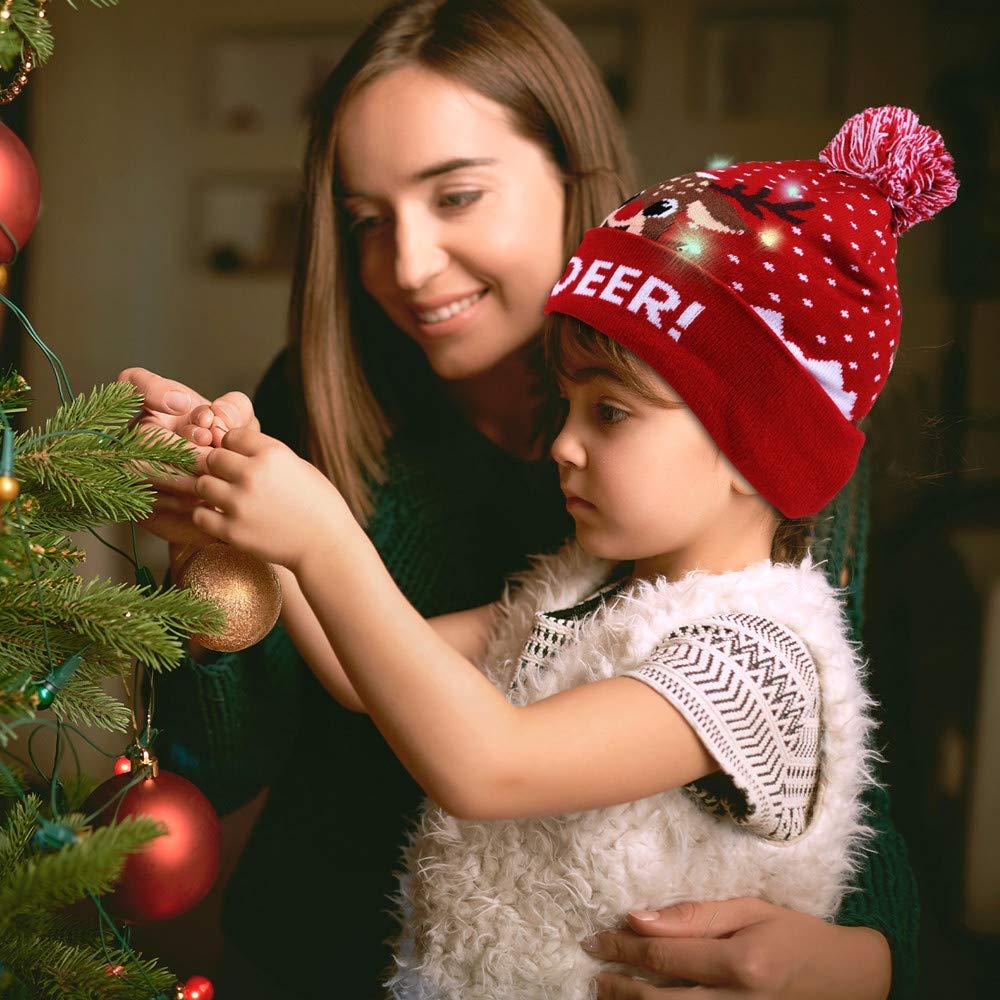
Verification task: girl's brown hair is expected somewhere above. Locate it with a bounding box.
[545,318,816,564]
[288,0,636,522]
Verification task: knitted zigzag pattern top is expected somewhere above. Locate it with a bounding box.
[153,349,917,1000]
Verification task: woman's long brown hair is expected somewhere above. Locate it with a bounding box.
[288,0,635,522]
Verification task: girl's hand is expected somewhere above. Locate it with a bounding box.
[585,899,891,1000]
[193,426,350,571]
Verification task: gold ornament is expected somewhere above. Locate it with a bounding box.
[177,542,281,653]
[0,475,20,502]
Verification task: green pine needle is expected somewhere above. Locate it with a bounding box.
[0,813,165,931]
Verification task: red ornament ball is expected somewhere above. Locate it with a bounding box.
[183,975,214,1000]
[0,122,40,262]
[84,769,221,923]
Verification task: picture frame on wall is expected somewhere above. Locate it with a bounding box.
[204,27,360,130]
[195,174,302,275]
[690,7,846,120]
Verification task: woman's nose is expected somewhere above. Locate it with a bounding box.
[394,211,448,292]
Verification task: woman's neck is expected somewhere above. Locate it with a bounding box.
[445,345,545,460]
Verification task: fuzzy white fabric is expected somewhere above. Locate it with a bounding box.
[386,541,877,1000]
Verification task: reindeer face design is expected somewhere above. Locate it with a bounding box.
[603,172,749,242]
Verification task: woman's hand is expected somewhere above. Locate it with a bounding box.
[193,426,350,571]
[585,899,891,1000]
[116,368,257,547]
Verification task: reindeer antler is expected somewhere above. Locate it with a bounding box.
[710,182,814,224]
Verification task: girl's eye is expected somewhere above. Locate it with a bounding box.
[596,401,629,425]
[439,190,483,210]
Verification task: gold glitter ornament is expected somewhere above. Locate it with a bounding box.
[177,543,281,652]
[0,474,19,502]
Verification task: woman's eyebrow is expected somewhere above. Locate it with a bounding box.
[412,157,498,182]
[338,157,498,198]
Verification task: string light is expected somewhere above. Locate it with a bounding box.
[706,154,733,169]
[759,228,780,248]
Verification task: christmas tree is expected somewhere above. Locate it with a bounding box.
[0,366,224,998]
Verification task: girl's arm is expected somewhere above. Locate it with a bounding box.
[193,428,717,821]
[273,564,498,717]
[294,526,715,821]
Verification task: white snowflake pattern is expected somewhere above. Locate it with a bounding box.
[763,262,775,272]
[846,203,855,211]
[732,281,744,291]
[823,213,833,221]
[840,309,849,318]
[845,334,853,342]
[798,273,809,282]
[802,298,813,307]
[793,246,804,255]
[769,292,781,302]
[817,335,827,344]
[874,374,881,381]
[872,352,880,359]
[823,233,832,241]
[868,331,876,338]
[850,242,860,250]
[849,362,858,369]
[727,254,740,264]
[869,208,878,215]
[862,306,870,314]
[862,288,871,296]
[823,256,833,265]
[791,226,801,235]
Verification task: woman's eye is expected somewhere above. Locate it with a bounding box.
[439,190,483,210]
[596,402,629,425]
[349,214,386,233]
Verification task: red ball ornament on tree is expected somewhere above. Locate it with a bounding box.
[183,975,214,1000]
[0,122,41,262]
[84,760,221,923]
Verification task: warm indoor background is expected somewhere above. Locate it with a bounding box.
[1,1,997,996]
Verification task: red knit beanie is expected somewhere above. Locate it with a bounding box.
[544,106,958,517]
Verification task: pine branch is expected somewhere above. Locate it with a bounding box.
[0,368,31,414]
[1,934,176,999]
[0,814,164,931]
[0,794,39,877]
[0,574,224,670]
[9,385,198,530]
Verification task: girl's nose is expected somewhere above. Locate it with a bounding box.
[550,421,586,469]
[394,210,448,291]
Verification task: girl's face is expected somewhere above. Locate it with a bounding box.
[551,345,754,573]
[337,65,567,382]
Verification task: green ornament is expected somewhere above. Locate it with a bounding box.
[30,681,55,709]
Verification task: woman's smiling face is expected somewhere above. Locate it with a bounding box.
[337,64,567,382]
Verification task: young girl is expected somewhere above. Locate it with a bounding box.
[186,106,956,998]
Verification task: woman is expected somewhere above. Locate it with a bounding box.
[124,2,912,996]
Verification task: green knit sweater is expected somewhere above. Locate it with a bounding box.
[154,350,918,999]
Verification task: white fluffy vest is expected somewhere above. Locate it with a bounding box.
[388,542,877,1000]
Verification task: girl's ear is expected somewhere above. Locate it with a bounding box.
[731,471,758,497]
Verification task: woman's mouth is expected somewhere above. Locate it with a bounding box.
[415,289,488,325]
